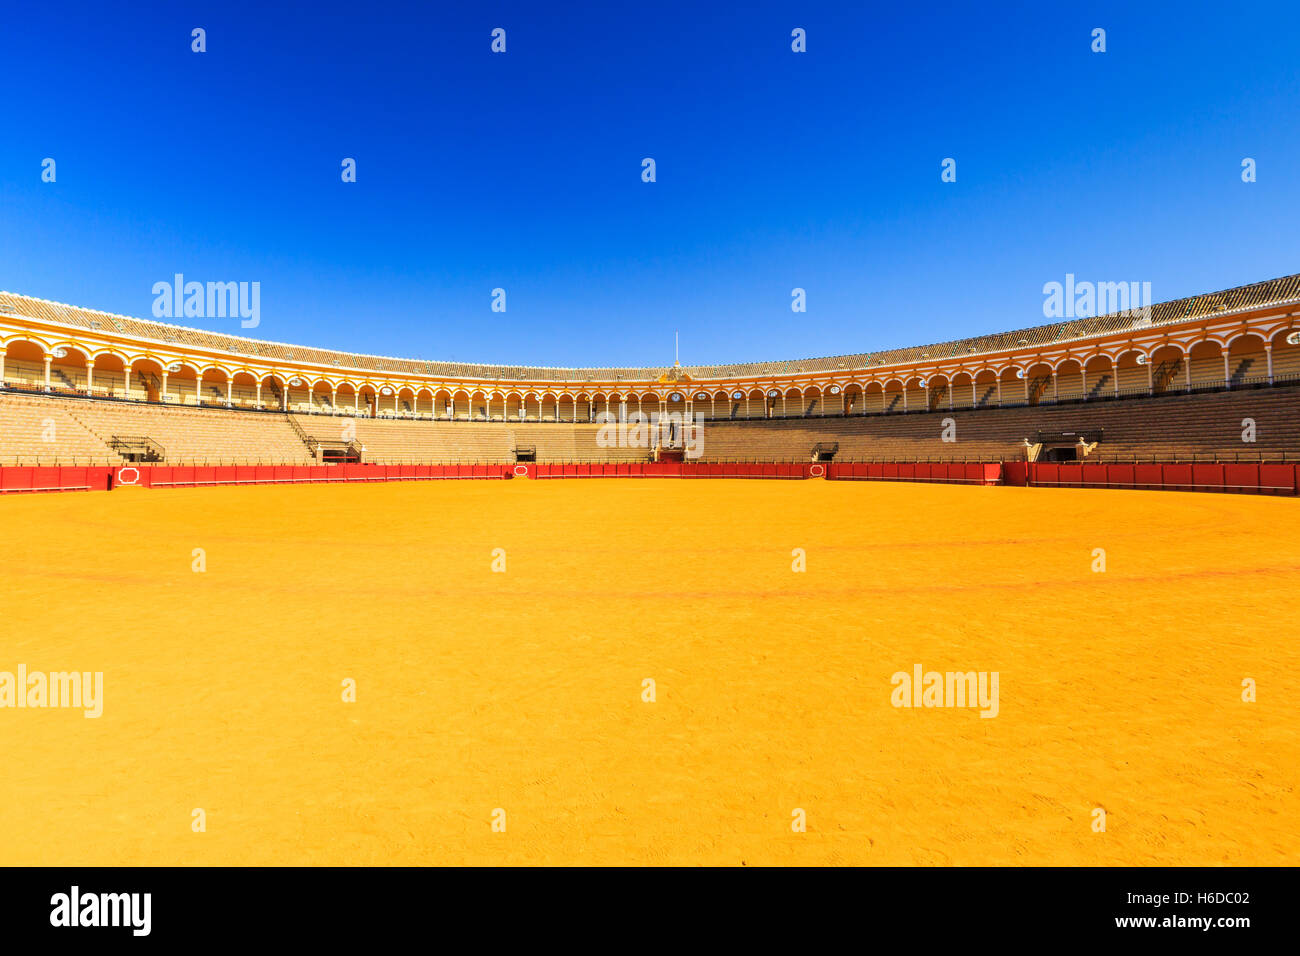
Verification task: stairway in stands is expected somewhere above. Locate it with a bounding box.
[1086,373,1112,400]
[1230,358,1254,387]
[51,368,77,390]
[60,406,127,460]
[1154,359,1182,392]
[137,370,163,397]
[284,412,317,457]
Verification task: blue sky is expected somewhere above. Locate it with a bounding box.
[2,1,1298,367]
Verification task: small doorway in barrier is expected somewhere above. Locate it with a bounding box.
[1040,445,1079,462]
[322,447,361,464]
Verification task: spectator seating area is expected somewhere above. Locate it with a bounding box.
[699,386,1300,462]
[2,383,1298,465]
[0,392,312,465]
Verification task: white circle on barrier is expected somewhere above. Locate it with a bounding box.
[513,465,529,477]
[117,467,140,485]
[809,464,825,477]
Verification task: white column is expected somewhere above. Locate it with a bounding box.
[43,356,52,391]
[1185,353,1192,392]
[163,372,170,403]
[254,380,260,407]
[1223,353,1231,388]
[86,363,94,392]
[122,365,131,398]
[1266,344,1274,384]
[1146,358,1154,395]
[972,381,978,407]
[226,380,233,406]
[1081,368,1087,400]
[996,379,1003,406]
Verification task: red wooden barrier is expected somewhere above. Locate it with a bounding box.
[1192,463,1224,491]
[1260,463,1298,494]
[1022,461,1297,495]
[1081,463,1106,486]
[2,461,1295,496]
[1001,461,1027,486]
[1223,463,1258,492]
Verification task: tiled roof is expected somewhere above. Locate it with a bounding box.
[2,273,1297,382]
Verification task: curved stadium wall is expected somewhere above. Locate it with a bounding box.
[1,275,1298,421]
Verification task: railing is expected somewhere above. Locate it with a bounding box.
[2,449,1296,468]
[6,375,1300,427]
[108,435,165,461]
[1037,429,1104,444]
[284,413,313,450]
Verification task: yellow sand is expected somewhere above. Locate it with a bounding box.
[1,478,1296,866]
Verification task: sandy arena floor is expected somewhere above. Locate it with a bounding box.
[0,477,1296,865]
